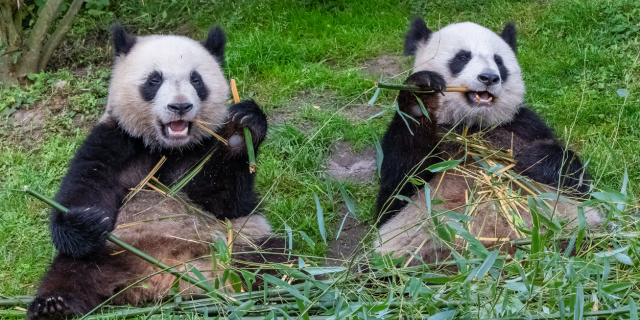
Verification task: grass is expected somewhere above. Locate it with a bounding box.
[0,0,639,318]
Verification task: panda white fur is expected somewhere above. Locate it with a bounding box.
[374,19,603,265]
[27,26,289,320]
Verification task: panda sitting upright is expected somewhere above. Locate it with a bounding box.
[27,26,288,319]
[374,19,603,264]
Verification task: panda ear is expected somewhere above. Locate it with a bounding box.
[112,24,137,56]
[203,26,226,67]
[500,22,517,54]
[404,17,432,56]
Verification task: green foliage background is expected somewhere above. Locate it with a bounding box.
[0,0,638,317]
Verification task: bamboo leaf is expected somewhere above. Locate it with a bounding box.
[474,250,500,281]
[240,270,255,296]
[263,274,311,303]
[630,298,638,320]
[229,300,254,320]
[299,231,315,250]
[574,283,583,320]
[413,94,431,122]
[338,183,355,214]
[368,87,380,105]
[576,205,587,250]
[447,222,489,258]
[427,310,457,320]
[528,197,540,254]
[427,160,462,173]
[284,222,293,252]
[366,111,386,121]
[614,253,633,265]
[228,270,242,293]
[618,169,628,211]
[425,183,432,215]
[394,101,414,135]
[408,277,422,299]
[187,264,214,292]
[314,194,327,244]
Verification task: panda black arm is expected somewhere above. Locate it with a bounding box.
[184,100,267,219]
[501,107,590,196]
[51,122,142,259]
[375,71,445,226]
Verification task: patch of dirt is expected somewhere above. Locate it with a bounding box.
[326,205,370,267]
[326,141,377,183]
[3,96,99,149]
[342,104,383,122]
[13,107,45,131]
[361,55,412,80]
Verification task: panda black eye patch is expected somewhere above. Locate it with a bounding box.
[190,71,208,101]
[449,50,472,76]
[141,71,163,101]
[494,54,509,82]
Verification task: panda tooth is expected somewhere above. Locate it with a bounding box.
[475,93,480,102]
[168,126,189,136]
[487,97,493,102]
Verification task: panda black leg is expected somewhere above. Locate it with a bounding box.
[27,250,131,320]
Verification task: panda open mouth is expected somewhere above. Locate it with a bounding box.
[466,91,494,104]
[163,120,191,137]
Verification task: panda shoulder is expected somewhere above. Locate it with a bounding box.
[501,106,555,140]
[79,120,142,154]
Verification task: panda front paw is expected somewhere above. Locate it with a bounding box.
[227,100,268,146]
[27,294,85,320]
[50,207,113,260]
[405,71,446,93]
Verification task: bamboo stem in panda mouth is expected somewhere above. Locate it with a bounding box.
[230,79,256,174]
[20,186,239,304]
[376,82,468,93]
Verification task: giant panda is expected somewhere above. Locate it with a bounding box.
[27,26,289,319]
[374,19,604,265]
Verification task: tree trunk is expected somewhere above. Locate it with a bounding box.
[38,0,85,71]
[16,0,64,77]
[0,0,20,84]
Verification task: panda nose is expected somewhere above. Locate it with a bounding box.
[477,73,501,85]
[167,103,193,115]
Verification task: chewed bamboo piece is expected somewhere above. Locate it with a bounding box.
[230,79,256,173]
[193,121,228,145]
[376,82,468,93]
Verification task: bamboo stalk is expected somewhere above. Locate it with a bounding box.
[244,127,256,173]
[230,79,256,173]
[0,298,33,306]
[376,82,468,92]
[20,186,238,305]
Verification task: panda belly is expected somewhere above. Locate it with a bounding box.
[375,170,603,265]
[109,192,271,304]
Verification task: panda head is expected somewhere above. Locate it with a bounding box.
[405,19,525,127]
[101,26,230,149]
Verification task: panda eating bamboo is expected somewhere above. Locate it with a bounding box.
[374,19,604,264]
[27,26,288,319]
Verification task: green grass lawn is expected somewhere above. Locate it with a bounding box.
[1,0,639,317]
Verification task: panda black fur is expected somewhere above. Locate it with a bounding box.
[374,19,603,264]
[27,26,289,319]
